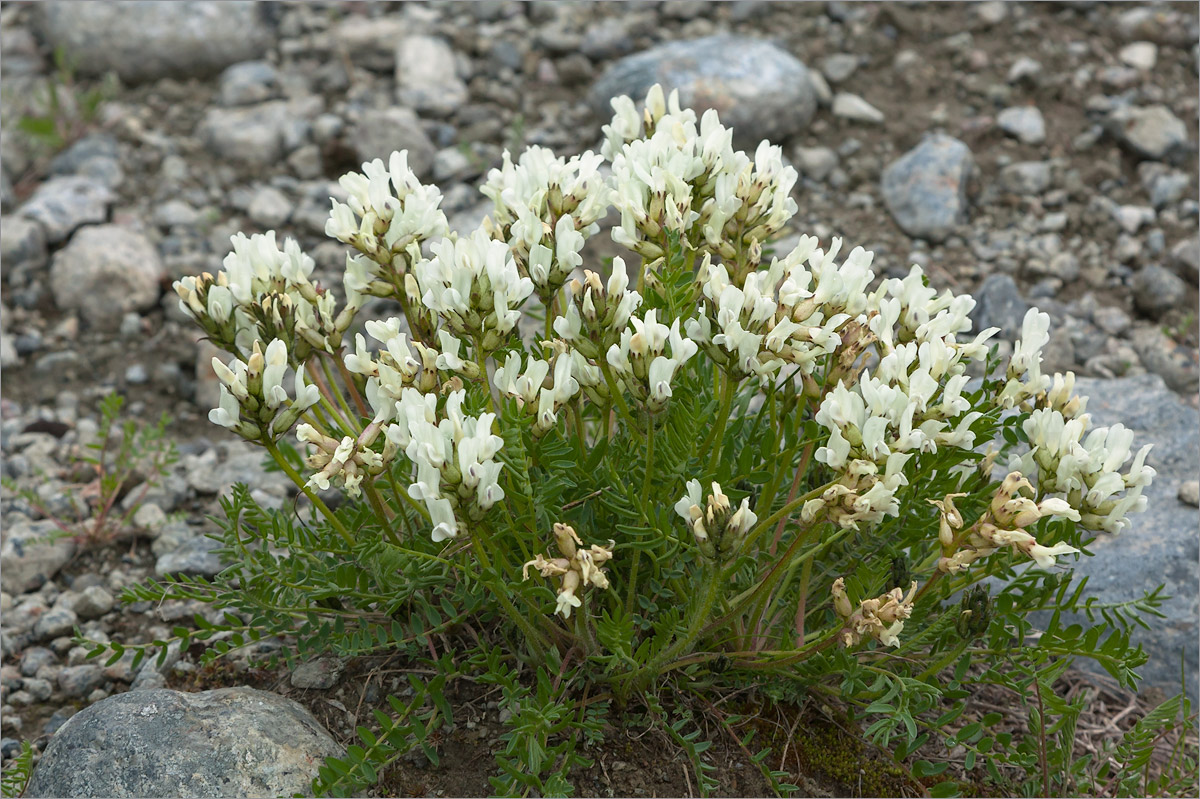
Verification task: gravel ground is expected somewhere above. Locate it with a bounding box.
[1,1,1197,794]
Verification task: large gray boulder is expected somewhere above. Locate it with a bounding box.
[1063,375,1198,701]
[26,687,344,798]
[880,134,975,243]
[49,225,164,330]
[34,2,273,84]
[590,35,818,149]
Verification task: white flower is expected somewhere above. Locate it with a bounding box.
[416,227,534,346]
[209,386,241,429]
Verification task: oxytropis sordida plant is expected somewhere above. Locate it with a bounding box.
[125,84,1177,795]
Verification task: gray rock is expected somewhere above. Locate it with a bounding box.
[56,664,104,699]
[589,35,818,149]
[1130,326,1200,395]
[20,647,58,678]
[17,176,113,244]
[997,106,1046,145]
[831,92,884,124]
[1112,204,1155,234]
[0,216,47,272]
[33,1,272,84]
[1146,171,1190,208]
[1113,7,1194,47]
[1,168,13,211]
[333,15,409,72]
[47,134,121,185]
[290,657,344,690]
[1132,265,1188,316]
[1119,41,1158,71]
[0,335,18,369]
[72,586,115,620]
[579,17,636,60]
[23,677,52,702]
[218,60,281,107]
[125,364,149,384]
[200,100,316,166]
[880,134,975,243]
[153,200,201,229]
[1007,56,1042,85]
[792,145,839,181]
[26,687,344,798]
[395,35,467,117]
[350,108,436,178]
[33,608,77,642]
[247,186,292,228]
[155,536,225,579]
[1170,237,1199,282]
[1093,306,1132,336]
[0,519,75,594]
[1061,375,1199,701]
[998,161,1052,195]
[42,707,76,737]
[196,101,304,166]
[1179,480,1199,508]
[972,274,1029,340]
[49,225,164,329]
[1106,105,1189,161]
[821,53,859,83]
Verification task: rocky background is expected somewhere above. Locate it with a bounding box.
[1,1,1197,794]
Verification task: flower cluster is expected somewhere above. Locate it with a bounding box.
[605,309,699,412]
[805,264,999,530]
[326,151,449,293]
[209,338,320,441]
[494,348,581,435]
[831,577,918,648]
[523,523,615,618]
[414,228,535,354]
[686,236,875,380]
[674,480,757,559]
[343,317,443,423]
[297,424,384,497]
[1012,407,1154,534]
[385,388,505,542]
[480,146,611,297]
[553,262,644,360]
[605,85,797,268]
[931,475,1082,573]
[175,232,352,360]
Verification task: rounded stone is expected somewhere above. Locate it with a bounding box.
[49,225,164,329]
[589,35,818,149]
[881,134,975,243]
[26,687,344,798]
[997,106,1046,145]
[17,176,113,244]
[395,35,468,117]
[33,1,272,84]
[1131,264,1188,316]
[1106,105,1189,161]
[349,108,436,178]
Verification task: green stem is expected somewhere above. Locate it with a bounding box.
[333,351,370,419]
[737,478,838,558]
[265,440,353,546]
[703,374,735,475]
[473,335,496,415]
[318,355,361,433]
[363,480,398,544]
[597,360,641,441]
[469,530,551,660]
